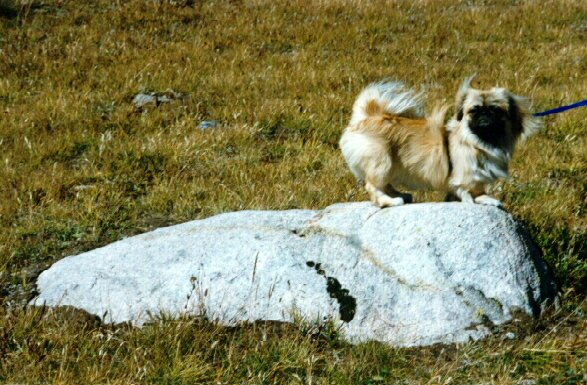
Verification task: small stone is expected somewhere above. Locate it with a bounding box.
[519,379,537,385]
[198,120,219,130]
[132,93,157,109]
[156,95,172,104]
[503,332,516,340]
[132,89,184,110]
[161,89,184,100]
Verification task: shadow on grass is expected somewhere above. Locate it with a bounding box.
[0,0,17,19]
[525,221,587,297]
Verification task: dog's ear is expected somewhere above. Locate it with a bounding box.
[507,93,542,142]
[455,75,475,121]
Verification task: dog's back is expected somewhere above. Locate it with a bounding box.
[349,82,424,126]
[340,82,450,206]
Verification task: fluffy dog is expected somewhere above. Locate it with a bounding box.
[339,77,541,207]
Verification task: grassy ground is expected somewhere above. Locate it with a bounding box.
[0,0,585,383]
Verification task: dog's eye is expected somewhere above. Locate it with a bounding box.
[470,106,506,117]
[469,106,482,114]
[488,106,507,118]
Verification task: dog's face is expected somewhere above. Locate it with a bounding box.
[452,77,541,150]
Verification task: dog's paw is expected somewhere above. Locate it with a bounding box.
[453,188,475,204]
[474,195,503,207]
[377,196,405,208]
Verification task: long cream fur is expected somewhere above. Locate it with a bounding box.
[339,79,540,207]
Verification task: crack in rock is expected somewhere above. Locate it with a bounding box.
[297,222,437,292]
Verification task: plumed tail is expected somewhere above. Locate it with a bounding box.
[427,104,450,142]
[349,81,424,126]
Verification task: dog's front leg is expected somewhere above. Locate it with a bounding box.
[452,186,474,204]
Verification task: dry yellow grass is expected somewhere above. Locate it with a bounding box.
[0,0,586,383]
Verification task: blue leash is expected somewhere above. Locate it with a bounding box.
[533,99,587,117]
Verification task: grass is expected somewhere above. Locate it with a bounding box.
[1,305,586,384]
[0,0,586,383]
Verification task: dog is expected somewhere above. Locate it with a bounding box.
[339,77,541,207]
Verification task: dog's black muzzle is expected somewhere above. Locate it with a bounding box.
[470,106,507,147]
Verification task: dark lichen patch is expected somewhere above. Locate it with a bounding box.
[306,260,357,322]
[314,263,326,276]
[326,277,357,322]
[290,228,306,238]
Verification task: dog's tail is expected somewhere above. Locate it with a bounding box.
[349,81,424,126]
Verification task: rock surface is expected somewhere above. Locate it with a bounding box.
[32,202,557,347]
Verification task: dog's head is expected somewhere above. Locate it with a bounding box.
[452,76,541,149]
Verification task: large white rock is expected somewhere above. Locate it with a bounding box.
[32,202,556,347]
